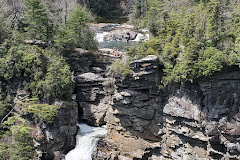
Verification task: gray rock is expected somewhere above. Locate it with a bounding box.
[76,72,106,84]
[24,39,47,48]
[72,53,240,160]
[103,30,138,42]
[34,102,78,160]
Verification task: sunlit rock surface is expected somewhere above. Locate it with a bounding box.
[74,53,240,159]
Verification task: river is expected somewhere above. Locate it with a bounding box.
[92,23,149,51]
[65,123,107,160]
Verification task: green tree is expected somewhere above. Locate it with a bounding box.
[24,0,54,42]
[55,5,97,51]
[0,14,9,44]
[128,0,240,84]
[205,0,221,46]
[36,56,73,100]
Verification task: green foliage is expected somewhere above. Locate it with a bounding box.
[129,0,240,84]
[0,45,47,80]
[0,95,13,121]
[0,45,72,101]
[18,96,58,122]
[35,54,73,100]
[55,6,97,51]
[197,47,224,76]
[24,0,54,42]
[0,116,34,160]
[0,1,80,158]
[0,14,9,44]
[108,57,131,76]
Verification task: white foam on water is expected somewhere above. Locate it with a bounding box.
[132,33,150,42]
[95,32,109,42]
[65,123,107,160]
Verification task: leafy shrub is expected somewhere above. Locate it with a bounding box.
[18,96,58,123]
[108,57,132,76]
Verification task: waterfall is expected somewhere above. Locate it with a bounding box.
[95,32,109,42]
[132,33,150,42]
[65,123,107,160]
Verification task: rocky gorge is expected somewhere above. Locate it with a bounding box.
[1,0,240,159]
[2,47,239,160]
[71,51,240,159]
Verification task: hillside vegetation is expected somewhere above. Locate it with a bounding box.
[0,0,96,159]
[129,0,240,84]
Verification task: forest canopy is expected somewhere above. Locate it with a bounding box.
[129,0,240,84]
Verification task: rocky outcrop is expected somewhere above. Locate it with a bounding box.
[74,53,119,127]
[0,78,78,160]
[76,72,109,126]
[31,102,78,160]
[160,67,240,160]
[74,53,240,159]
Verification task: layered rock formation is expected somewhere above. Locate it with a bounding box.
[74,53,240,160]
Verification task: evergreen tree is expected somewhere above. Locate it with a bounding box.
[24,0,54,42]
[55,5,97,51]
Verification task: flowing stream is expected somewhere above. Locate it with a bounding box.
[94,23,149,51]
[65,123,107,160]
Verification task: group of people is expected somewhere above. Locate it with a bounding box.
[112,47,121,57]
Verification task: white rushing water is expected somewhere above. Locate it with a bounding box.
[65,123,107,160]
[95,32,109,42]
[132,33,150,42]
[94,23,149,50]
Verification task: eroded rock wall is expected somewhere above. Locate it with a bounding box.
[33,102,78,160]
[75,53,240,160]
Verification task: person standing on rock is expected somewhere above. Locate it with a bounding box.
[113,47,118,56]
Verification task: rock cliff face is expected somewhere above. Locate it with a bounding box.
[0,83,78,160]
[32,102,78,160]
[75,53,240,160]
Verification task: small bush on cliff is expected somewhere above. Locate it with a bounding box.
[18,96,58,123]
[108,57,131,77]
